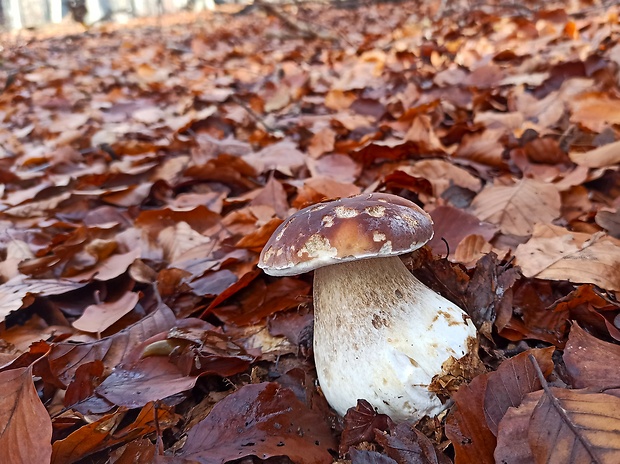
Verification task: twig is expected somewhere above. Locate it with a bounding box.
[230,95,278,134]
[254,0,338,41]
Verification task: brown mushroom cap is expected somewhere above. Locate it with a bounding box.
[258,193,433,276]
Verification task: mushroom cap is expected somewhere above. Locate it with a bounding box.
[258,192,434,276]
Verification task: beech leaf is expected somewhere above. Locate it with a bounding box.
[529,388,620,464]
[470,178,561,236]
[515,224,620,291]
[179,382,336,464]
[72,291,140,333]
[0,366,53,464]
[564,323,620,394]
[483,347,555,436]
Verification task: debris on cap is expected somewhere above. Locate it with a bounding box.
[258,193,433,276]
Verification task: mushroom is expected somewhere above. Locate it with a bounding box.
[258,193,477,422]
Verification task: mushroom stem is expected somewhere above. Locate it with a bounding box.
[312,255,477,422]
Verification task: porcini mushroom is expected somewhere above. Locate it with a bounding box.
[258,193,477,422]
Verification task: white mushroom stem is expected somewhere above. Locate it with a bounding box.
[312,255,477,422]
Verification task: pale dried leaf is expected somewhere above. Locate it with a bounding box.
[243,141,306,176]
[470,179,561,236]
[515,225,620,291]
[0,276,87,322]
[529,388,620,464]
[400,159,482,197]
[159,222,212,263]
[72,291,141,334]
[453,234,493,266]
[570,95,620,133]
[3,192,72,218]
[569,140,620,168]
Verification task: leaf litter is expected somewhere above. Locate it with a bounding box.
[1,0,620,462]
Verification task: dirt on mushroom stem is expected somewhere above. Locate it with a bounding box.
[312,255,478,423]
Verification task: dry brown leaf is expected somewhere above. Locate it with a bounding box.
[307,154,361,183]
[455,129,506,167]
[0,366,53,464]
[72,291,141,334]
[454,234,494,266]
[0,276,87,322]
[242,141,306,176]
[49,302,177,385]
[529,388,620,464]
[67,247,142,282]
[445,374,496,464]
[428,206,498,259]
[249,176,290,219]
[470,178,561,236]
[3,192,72,217]
[569,140,620,168]
[96,356,199,408]
[398,159,482,197]
[179,382,336,464]
[564,323,620,394]
[158,222,212,263]
[595,208,620,238]
[307,126,337,158]
[494,391,542,464]
[483,347,555,436]
[570,94,620,132]
[51,402,178,464]
[515,224,620,291]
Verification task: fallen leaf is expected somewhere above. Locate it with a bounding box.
[399,159,482,197]
[243,141,306,176]
[307,154,361,183]
[96,356,198,408]
[515,224,620,291]
[249,176,290,219]
[0,276,87,322]
[529,388,620,464]
[0,366,52,464]
[428,206,498,259]
[51,402,178,464]
[569,140,620,168]
[374,423,451,464]
[340,399,395,456]
[570,94,620,132]
[445,375,496,464]
[563,323,620,395]
[49,301,177,385]
[72,291,140,333]
[179,382,336,464]
[494,391,542,464]
[470,178,561,236]
[483,347,555,436]
[595,208,620,238]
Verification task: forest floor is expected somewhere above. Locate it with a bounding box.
[1,0,620,463]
